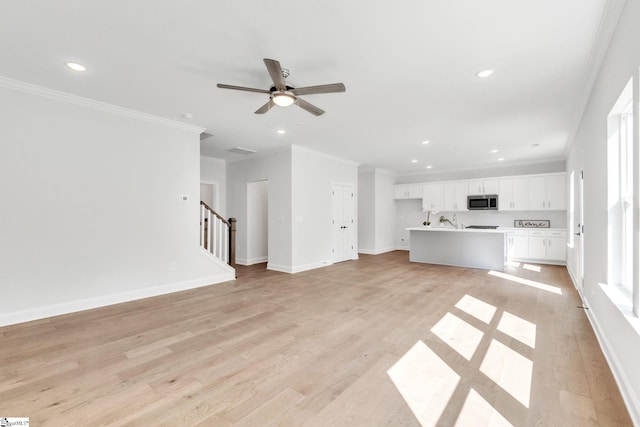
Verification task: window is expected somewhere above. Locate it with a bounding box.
[607,78,634,301]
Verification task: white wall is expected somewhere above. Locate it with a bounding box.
[565,0,640,422]
[358,168,396,254]
[226,148,292,271]
[292,145,358,271]
[200,156,226,217]
[246,180,268,265]
[226,145,358,273]
[0,82,233,326]
[358,170,376,252]
[374,169,397,253]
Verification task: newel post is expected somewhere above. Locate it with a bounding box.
[228,217,237,268]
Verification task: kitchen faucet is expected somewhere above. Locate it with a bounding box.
[439,215,455,227]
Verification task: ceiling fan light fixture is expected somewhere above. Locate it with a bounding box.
[272,92,296,107]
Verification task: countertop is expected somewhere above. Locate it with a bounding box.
[406,226,508,234]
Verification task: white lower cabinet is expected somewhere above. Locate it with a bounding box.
[507,229,567,263]
[507,230,529,259]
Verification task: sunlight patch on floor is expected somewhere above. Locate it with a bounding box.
[431,312,484,360]
[387,340,460,427]
[522,264,541,272]
[480,340,533,408]
[488,270,563,295]
[454,388,514,427]
[455,295,497,324]
[497,311,536,349]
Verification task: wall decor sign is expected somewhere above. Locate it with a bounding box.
[514,220,550,228]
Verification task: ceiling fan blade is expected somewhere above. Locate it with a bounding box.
[296,98,325,116]
[264,58,287,91]
[217,83,271,94]
[292,83,346,96]
[254,99,275,114]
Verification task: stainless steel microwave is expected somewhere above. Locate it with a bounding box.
[467,194,498,210]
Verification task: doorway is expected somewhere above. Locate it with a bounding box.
[247,180,269,266]
[332,183,355,263]
[200,182,217,211]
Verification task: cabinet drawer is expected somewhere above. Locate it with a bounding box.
[548,230,567,237]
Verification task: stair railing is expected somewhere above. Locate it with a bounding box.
[200,201,236,267]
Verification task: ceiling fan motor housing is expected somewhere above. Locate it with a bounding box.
[270,85,295,93]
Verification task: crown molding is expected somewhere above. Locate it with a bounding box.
[0,75,205,134]
[565,0,627,155]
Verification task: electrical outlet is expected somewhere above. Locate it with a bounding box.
[169,262,176,271]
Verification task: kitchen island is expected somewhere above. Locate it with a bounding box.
[407,226,507,271]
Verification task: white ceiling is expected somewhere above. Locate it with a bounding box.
[0,1,609,174]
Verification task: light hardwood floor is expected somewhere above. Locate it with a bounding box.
[0,252,632,426]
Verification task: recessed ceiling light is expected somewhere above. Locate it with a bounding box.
[498,158,505,161]
[276,129,286,134]
[411,159,418,163]
[66,62,87,72]
[476,69,494,78]
[490,149,499,153]
[426,165,433,169]
[421,140,430,145]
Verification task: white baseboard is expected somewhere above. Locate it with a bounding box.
[395,245,410,251]
[0,272,235,327]
[292,260,333,273]
[267,260,334,274]
[584,297,640,426]
[267,263,293,273]
[236,256,268,266]
[358,247,396,255]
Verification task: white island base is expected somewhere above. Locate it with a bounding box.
[408,227,507,271]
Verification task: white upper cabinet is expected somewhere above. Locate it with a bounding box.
[547,174,566,210]
[498,177,529,211]
[396,173,566,212]
[394,184,422,199]
[443,181,468,211]
[468,178,499,195]
[422,183,444,211]
[528,174,566,210]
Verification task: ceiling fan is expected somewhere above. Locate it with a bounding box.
[217,58,345,116]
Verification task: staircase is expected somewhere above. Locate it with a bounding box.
[200,201,236,267]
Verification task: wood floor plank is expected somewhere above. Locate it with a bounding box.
[0,252,632,426]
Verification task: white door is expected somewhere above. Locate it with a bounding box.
[577,170,585,292]
[332,183,355,263]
